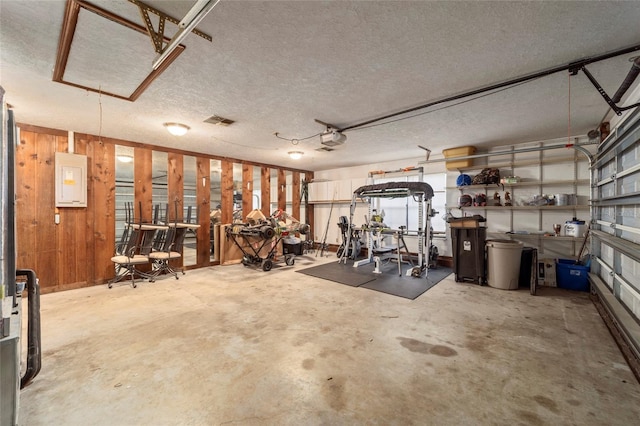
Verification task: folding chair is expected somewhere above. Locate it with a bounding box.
[108,202,164,288]
[149,225,187,281]
[108,227,149,288]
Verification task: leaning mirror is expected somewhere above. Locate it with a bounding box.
[114,145,134,242]
[233,163,242,222]
[152,151,168,223]
[210,159,221,262]
[253,165,261,211]
[183,155,197,267]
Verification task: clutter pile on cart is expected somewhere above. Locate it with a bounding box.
[224,209,310,271]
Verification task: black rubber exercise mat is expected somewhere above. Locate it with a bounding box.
[360,266,453,300]
[297,259,452,299]
[296,261,377,287]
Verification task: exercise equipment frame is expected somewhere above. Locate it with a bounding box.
[339,181,435,278]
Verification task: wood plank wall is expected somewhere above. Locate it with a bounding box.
[261,167,270,216]
[305,172,314,238]
[277,169,286,212]
[168,153,183,221]
[292,171,300,220]
[58,135,88,287]
[196,157,210,266]
[13,124,312,293]
[135,147,153,222]
[167,153,184,271]
[15,127,118,292]
[87,135,115,286]
[220,160,233,224]
[242,164,252,218]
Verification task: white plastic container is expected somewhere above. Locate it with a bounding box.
[564,223,588,238]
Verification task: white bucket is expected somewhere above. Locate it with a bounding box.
[564,223,588,238]
[486,240,523,290]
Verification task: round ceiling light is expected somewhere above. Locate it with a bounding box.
[163,122,190,136]
[288,151,303,160]
[117,155,133,163]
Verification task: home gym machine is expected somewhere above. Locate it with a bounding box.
[339,181,434,278]
[336,215,363,260]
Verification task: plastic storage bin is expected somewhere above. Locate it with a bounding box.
[442,146,476,170]
[556,259,590,291]
[283,242,302,255]
[283,236,303,255]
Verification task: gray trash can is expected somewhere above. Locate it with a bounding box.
[486,240,523,290]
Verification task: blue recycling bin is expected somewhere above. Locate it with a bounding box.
[556,259,590,291]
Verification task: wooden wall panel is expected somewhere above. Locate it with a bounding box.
[15,129,117,291]
[292,171,300,220]
[277,169,286,212]
[167,152,184,270]
[261,167,270,216]
[305,172,314,239]
[135,147,153,223]
[34,132,58,292]
[242,164,252,219]
[55,135,72,287]
[221,160,233,224]
[88,136,115,285]
[15,130,38,273]
[14,123,312,292]
[71,137,89,285]
[196,157,210,266]
[54,135,90,287]
[167,152,183,221]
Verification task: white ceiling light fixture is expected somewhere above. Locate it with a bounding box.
[117,155,134,163]
[288,151,303,160]
[152,0,221,70]
[164,122,190,136]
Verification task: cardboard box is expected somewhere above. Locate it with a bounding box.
[537,258,557,287]
[210,209,222,222]
[449,217,483,228]
[442,146,476,170]
[246,209,267,225]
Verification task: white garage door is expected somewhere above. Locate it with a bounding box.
[591,107,640,362]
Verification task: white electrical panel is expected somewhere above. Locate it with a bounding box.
[55,152,87,207]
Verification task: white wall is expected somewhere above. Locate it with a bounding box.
[312,156,448,256]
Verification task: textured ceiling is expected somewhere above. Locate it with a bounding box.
[1,0,640,171]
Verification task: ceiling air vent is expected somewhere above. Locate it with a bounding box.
[204,115,235,126]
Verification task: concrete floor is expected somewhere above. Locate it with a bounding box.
[19,254,640,425]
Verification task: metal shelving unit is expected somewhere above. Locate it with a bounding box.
[446,178,590,191]
[453,155,586,172]
[459,205,590,211]
[446,142,592,257]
